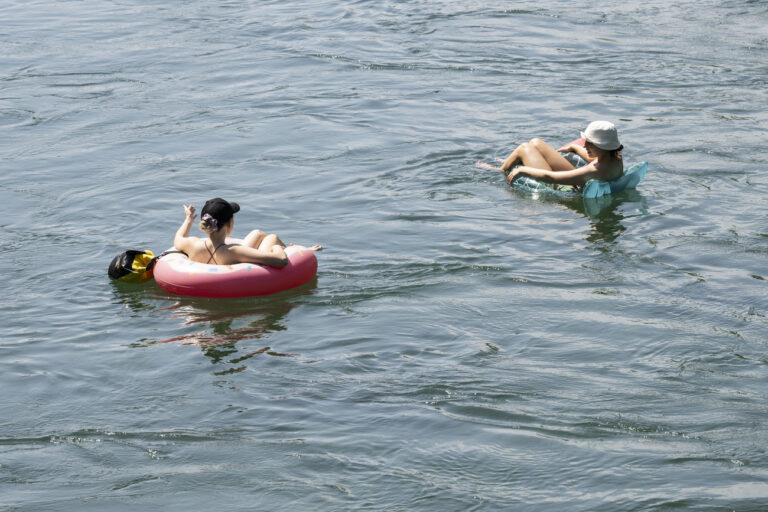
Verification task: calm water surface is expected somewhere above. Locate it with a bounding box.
[1,1,767,510]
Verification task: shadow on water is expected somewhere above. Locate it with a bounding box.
[110,278,318,365]
[566,189,649,245]
[513,187,649,245]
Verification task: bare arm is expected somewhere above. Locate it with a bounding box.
[174,204,198,253]
[229,245,289,268]
[556,143,593,163]
[508,164,601,187]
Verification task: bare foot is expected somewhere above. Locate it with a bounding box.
[476,161,501,171]
[290,243,323,251]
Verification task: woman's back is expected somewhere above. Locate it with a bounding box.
[183,237,233,265]
[594,155,624,182]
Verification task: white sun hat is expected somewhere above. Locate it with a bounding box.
[581,120,622,150]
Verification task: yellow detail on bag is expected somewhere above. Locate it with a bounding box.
[108,250,156,283]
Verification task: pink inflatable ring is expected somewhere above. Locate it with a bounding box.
[154,240,318,298]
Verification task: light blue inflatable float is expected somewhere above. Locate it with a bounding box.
[512,162,648,199]
[511,161,648,199]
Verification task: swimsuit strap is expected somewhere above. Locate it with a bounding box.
[205,241,227,265]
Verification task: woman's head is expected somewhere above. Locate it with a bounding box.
[582,120,623,157]
[582,120,622,149]
[199,198,240,234]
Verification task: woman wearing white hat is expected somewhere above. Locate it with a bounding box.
[478,121,624,188]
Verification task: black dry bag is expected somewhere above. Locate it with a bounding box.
[108,250,157,283]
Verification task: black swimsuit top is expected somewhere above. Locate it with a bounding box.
[205,241,227,264]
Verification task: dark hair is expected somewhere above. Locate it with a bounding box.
[199,216,222,234]
[199,198,240,233]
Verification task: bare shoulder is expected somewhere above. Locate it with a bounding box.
[227,244,255,256]
[574,161,600,177]
[595,160,624,181]
[175,235,201,252]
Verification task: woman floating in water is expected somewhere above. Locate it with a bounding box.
[478,120,624,189]
[174,197,321,268]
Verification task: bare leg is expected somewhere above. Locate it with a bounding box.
[258,234,286,250]
[257,234,287,259]
[248,232,323,255]
[477,140,536,171]
[528,139,577,172]
[500,138,574,172]
[242,229,267,249]
[499,142,529,171]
